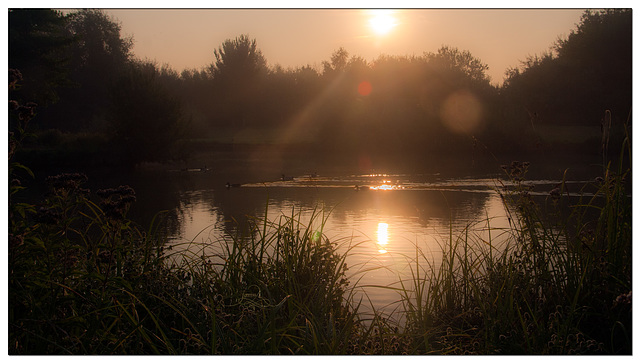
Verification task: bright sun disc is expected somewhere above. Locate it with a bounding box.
[369,10,397,35]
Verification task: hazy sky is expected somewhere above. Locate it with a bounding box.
[94,8,587,84]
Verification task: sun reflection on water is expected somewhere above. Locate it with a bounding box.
[370,180,405,190]
[377,222,389,253]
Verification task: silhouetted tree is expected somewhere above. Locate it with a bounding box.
[413,47,497,153]
[310,46,500,157]
[501,52,557,134]
[316,48,371,149]
[8,8,74,107]
[430,45,491,84]
[47,9,134,132]
[502,9,631,124]
[108,61,187,166]
[367,55,426,152]
[208,34,268,129]
[267,65,323,141]
[174,67,214,137]
[210,34,267,82]
[260,65,309,128]
[322,47,350,75]
[499,9,631,153]
[553,9,632,123]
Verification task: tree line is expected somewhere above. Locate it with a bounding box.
[9,9,631,167]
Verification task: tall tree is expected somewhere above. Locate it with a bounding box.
[47,9,134,132]
[553,9,632,122]
[209,35,268,128]
[427,46,491,86]
[501,9,631,130]
[108,61,187,166]
[322,47,350,75]
[8,8,74,106]
[210,34,267,85]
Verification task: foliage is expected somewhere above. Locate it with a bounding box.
[9,168,178,353]
[554,9,632,121]
[322,47,350,74]
[207,34,269,128]
[9,72,359,354]
[429,45,491,85]
[8,9,634,168]
[8,174,361,353]
[501,9,631,130]
[11,72,354,353]
[7,8,633,355]
[8,68,632,354]
[107,61,188,166]
[396,135,631,354]
[163,207,362,354]
[8,9,74,106]
[210,34,268,83]
[45,9,134,132]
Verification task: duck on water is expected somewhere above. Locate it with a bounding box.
[182,166,210,172]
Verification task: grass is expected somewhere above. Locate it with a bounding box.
[9,176,365,353]
[9,152,631,354]
[9,91,631,354]
[392,142,632,354]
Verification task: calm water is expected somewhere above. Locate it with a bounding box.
[75,151,604,317]
[166,173,515,315]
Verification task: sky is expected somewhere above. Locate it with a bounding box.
[90,7,589,85]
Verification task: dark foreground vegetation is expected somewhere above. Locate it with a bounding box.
[8,8,632,354]
[8,97,632,353]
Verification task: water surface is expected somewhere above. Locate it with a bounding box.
[76,151,603,316]
[160,170,595,316]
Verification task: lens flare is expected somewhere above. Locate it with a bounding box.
[358,81,372,96]
[440,90,484,134]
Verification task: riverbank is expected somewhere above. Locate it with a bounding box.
[9,144,631,354]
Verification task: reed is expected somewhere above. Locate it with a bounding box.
[8,176,369,354]
[9,147,631,354]
[393,125,631,354]
[9,82,631,353]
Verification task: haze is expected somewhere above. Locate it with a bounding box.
[9,7,633,354]
[101,8,585,84]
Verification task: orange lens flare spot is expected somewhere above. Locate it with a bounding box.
[440,90,484,134]
[358,81,372,96]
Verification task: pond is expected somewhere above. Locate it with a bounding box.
[79,150,605,317]
[167,173,513,314]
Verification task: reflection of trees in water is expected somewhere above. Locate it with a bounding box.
[124,151,599,245]
[210,186,494,237]
[412,190,491,227]
[126,167,499,242]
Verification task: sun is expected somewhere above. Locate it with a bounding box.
[368,10,398,36]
